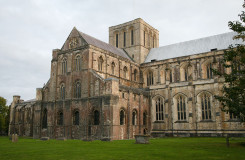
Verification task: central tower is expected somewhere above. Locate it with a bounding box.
[109,18,159,64]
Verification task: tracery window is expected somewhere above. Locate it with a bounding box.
[177,95,186,121]
[111,62,115,75]
[42,108,47,129]
[123,66,128,79]
[134,69,137,81]
[147,71,154,86]
[73,110,79,125]
[60,84,65,100]
[98,56,104,71]
[132,110,137,125]
[201,93,212,120]
[120,109,125,125]
[156,97,164,121]
[57,111,63,125]
[62,58,67,74]
[206,63,213,79]
[74,82,81,98]
[143,111,147,125]
[69,37,78,49]
[94,110,100,125]
[75,55,81,71]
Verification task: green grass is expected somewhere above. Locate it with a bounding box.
[0,137,244,160]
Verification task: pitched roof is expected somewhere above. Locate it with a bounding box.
[144,32,244,63]
[78,31,132,61]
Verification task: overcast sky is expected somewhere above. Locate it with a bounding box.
[0,0,243,105]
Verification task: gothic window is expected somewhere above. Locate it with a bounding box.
[73,110,79,125]
[75,55,81,71]
[123,66,128,79]
[42,108,47,129]
[98,56,104,71]
[123,31,126,47]
[147,71,154,86]
[60,84,65,100]
[206,63,213,79]
[74,82,81,98]
[156,97,164,121]
[116,33,119,48]
[57,111,63,125]
[184,67,188,81]
[134,69,137,81]
[131,29,134,45]
[111,62,115,75]
[143,112,147,125]
[170,70,173,83]
[201,93,212,120]
[94,110,100,125]
[177,95,186,121]
[62,58,67,74]
[120,109,125,125]
[132,110,137,125]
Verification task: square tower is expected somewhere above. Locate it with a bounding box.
[109,18,159,64]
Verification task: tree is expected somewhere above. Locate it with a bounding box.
[0,96,9,135]
[214,1,245,121]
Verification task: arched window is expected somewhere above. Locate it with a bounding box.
[57,111,63,125]
[94,110,100,125]
[62,58,67,74]
[111,62,115,75]
[143,112,147,125]
[74,82,81,98]
[132,110,137,125]
[134,69,137,81]
[201,93,212,120]
[156,97,164,121]
[42,108,47,129]
[75,55,81,71]
[170,70,173,83]
[177,95,186,121]
[184,67,188,81]
[73,110,79,125]
[131,29,134,45]
[60,84,65,100]
[123,31,126,47]
[120,109,125,125]
[123,66,128,79]
[98,56,104,71]
[147,71,154,86]
[206,63,213,79]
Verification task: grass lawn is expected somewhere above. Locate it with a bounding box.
[0,137,244,160]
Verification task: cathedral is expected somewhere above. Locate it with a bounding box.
[9,18,245,140]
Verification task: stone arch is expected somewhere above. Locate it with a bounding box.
[201,58,213,79]
[120,108,126,125]
[152,96,165,122]
[172,93,188,122]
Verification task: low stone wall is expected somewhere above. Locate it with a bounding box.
[135,135,150,144]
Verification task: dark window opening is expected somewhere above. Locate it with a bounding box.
[94,110,100,125]
[42,108,47,129]
[143,112,147,125]
[120,110,125,125]
[124,32,126,47]
[58,112,63,125]
[116,33,119,48]
[73,110,79,125]
[131,30,134,45]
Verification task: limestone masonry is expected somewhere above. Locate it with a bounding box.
[9,18,245,140]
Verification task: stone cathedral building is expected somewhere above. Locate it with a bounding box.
[9,18,245,140]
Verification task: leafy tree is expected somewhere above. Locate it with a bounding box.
[214,2,245,121]
[0,96,9,135]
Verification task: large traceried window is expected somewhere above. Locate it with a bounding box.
[42,108,47,129]
[73,110,79,125]
[60,84,65,100]
[177,95,186,121]
[74,82,81,98]
[57,111,63,125]
[120,109,125,125]
[75,55,81,71]
[206,63,213,79]
[111,62,115,75]
[62,58,67,74]
[201,93,212,120]
[156,97,164,121]
[147,71,154,86]
[94,110,100,125]
[132,110,137,125]
[98,56,104,71]
[123,66,128,79]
